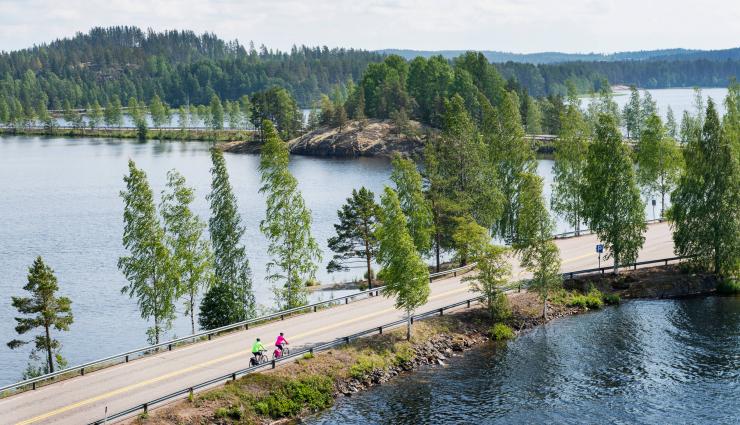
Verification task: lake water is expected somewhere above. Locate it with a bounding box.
[308,297,740,425]
[0,86,723,384]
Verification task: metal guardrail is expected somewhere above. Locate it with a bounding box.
[552,219,665,239]
[87,296,485,425]
[561,256,689,279]
[0,263,477,394]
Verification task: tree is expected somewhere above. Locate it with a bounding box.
[581,114,646,273]
[160,170,214,335]
[150,95,167,129]
[665,106,678,139]
[390,154,433,254]
[88,101,103,129]
[525,96,543,134]
[452,216,489,266]
[333,103,348,131]
[552,102,589,235]
[463,244,511,322]
[635,114,683,218]
[670,98,740,276]
[377,187,430,340]
[201,149,255,329]
[622,86,641,139]
[327,187,381,288]
[209,95,224,130]
[104,95,124,128]
[177,105,190,130]
[128,97,145,128]
[259,120,321,309]
[251,87,303,140]
[118,160,175,344]
[525,239,562,320]
[489,90,536,242]
[8,257,73,376]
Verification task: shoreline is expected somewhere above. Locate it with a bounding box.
[127,265,721,425]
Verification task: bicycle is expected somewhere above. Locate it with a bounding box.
[272,344,290,360]
[250,350,268,366]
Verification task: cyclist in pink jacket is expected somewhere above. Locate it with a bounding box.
[275,332,289,352]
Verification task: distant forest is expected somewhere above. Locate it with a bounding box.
[0,26,737,112]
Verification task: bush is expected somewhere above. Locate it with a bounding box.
[349,354,387,379]
[490,323,515,341]
[602,292,621,305]
[302,352,315,360]
[489,292,512,322]
[392,343,415,366]
[717,278,740,295]
[214,406,242,420]
[254,376,334,419]
[567,289,604,309]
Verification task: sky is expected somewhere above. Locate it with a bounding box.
[0,0,738,53]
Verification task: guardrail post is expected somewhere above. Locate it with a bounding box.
[634,263,637,270]
[410,317,414,324]
[168,344,172,351]
[344,336,350,343]
[280,314,284,320]
[439,308,444,316]
[32,382,36,390]
[189,387,194,400]
[245,323,249,330]
[310,347,314,355]
[143,403,148,414]
[208,334,212,341]
[81,367,85,376]
[345,298,349,304]
[232,373,236,381]
[378,326,383,334]
[125,355,129,363]
[271,359,276,369]
[467,300,471,308]
[313,305,317,312]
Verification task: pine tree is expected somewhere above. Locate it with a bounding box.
[8,257,73,376]
[118,160,175,344]
[327,187,381,288]
[622,86,641,139]
[160,170,214,335]
[201,149,255,329]
[670,99,740,276]
[552,102,589,235]
[259,120,321,309]
[582,114,646,273]
[390,154,433,254]
[377,187,430,341]
[636,114,683,218]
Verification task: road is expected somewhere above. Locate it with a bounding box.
[0,222,675,425]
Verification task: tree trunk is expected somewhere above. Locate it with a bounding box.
[435,233,441,273]
[190,290,196,335]
[406,311,412,341]
[542,288,548,321]
[613,251,619,275]
[365,238,373,290]
[45,324,54,373]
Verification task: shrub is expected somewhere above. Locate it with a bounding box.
[392,343,415,366]
[567,294,588,309]
[214,406,242,420]
[490,323,515,341]
[567,289,604,309]
[254,376,334,419]
[349,354,387,379]
[602,292,621,305]
[717,278,740,295]
[490,292,512,322]
[302,352,315,360]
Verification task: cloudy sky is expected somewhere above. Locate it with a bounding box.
[1,0,738,53]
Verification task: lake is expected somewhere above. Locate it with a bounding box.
[307,297,740,424]
[0,86,729,385]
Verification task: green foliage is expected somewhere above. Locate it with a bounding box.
[7,257,73,375]
[451,216,489,266]
[201,149,254,329]
[377,187,430,340]
[490,323,515,341]
[251,87,303,140]
[160,170,214,334]
[254,376,334,419]
[601,292,621,305]
[552,101,589,235]
[327,187,381,288]
[259,120,321,309]
[118,160,175,344]
[636,114,683,218]
[350,354,388,379]
[390,154,433,254]
[670,98,740,276]
[463,244,511,322]
[214,406,242,420]
[582,114,646,273]
[567,289,605,309]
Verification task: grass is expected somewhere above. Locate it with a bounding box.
[551,287,620,310]
[490,323,515,341]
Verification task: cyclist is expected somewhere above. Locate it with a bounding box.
[275,332,289,353]
[251,338,266,365]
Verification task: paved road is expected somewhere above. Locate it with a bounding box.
[0,222,675,425]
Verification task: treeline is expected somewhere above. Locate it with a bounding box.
[498,59,740,97]
[0,26,381,111]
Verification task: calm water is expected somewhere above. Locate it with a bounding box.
[0,87,720,384]
[308,297,740,425]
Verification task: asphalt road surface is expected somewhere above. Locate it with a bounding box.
[0,222,676,425]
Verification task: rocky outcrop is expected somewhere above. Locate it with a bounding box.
[288,119,429,158]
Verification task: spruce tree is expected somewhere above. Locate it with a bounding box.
[161,170,214,335]
[377,187,430,341]
[118,160,175,344]
[8,257,73,376]
[259,120,321,309]
[201,149,255,329]
[582,114,646,273]
[670,99,740,276]
[327,187,381,288]
[390,154,433,254]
